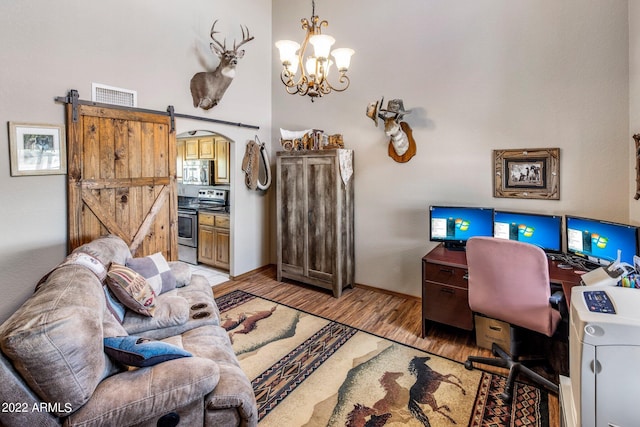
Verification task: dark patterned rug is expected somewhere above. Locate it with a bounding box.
[217,290,549,427]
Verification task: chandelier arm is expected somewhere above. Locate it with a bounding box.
[324,74,350,93]
[280,71,297,88]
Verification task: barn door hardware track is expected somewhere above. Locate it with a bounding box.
[55,89,260,131]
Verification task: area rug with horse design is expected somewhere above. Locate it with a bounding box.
[217,290,549,427]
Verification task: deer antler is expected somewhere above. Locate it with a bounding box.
[234,25,254,51]
[209,20,226,53]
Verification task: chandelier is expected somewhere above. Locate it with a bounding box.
[275,0,354,101]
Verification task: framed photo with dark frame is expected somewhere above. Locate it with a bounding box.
[8,122,67,176]
[493,148,559,199]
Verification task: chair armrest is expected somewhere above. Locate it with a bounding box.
[549,290,564,306]
[549,290,568,319]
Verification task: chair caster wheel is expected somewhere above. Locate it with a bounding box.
[464,360,473,370]
[500,392,512,403]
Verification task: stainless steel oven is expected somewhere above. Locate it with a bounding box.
[178,208,198,264]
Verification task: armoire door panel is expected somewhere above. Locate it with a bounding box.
[279,158,306,270]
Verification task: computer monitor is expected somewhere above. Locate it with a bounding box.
[493,210,562,253]
[565,215,639,266]
[429,205,494,250]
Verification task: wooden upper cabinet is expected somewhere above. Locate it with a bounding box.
[183,136,216,160]
[214,138,230,184]
[199,138,215,159]
[184,138,199,159]
[176,140,185,180]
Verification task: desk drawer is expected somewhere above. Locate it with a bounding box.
[424,262,468,289]
[423,281,473,330]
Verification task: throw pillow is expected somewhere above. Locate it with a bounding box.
[106,263,157,317]
[103,336,192,367]
[126,252,177,295]
[103,285,126,324]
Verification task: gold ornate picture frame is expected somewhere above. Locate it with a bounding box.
[8,122,67,176]
[493,148,559,199]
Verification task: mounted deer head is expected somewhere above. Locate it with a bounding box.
[366,97,417,163]
[190,20,254,110]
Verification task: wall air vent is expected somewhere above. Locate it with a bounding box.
[91,83,137,107]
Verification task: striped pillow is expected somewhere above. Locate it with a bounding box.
[106,263,157,317]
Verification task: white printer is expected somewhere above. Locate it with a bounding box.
[560,286,640,427]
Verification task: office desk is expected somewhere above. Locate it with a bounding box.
[421,244,582,337]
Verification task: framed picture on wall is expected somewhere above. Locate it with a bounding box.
[8,122,67,176]
[493,148,560,199]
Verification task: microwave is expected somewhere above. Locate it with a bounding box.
[182,160,213,185]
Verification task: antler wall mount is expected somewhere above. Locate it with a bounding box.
[190,20,254,110]
[366,98,417,163]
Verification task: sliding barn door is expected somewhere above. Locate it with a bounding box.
[66,104,178,260]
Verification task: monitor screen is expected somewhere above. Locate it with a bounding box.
[429,205,494,249]
[566,215,639,265]
[494,210,562,252]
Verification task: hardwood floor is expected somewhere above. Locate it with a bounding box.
[215,266,561,427]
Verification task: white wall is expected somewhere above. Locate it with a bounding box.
[272,0,630,297]
[0,0,272,322]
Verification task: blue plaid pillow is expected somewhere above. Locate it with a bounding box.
[103,336,192,367]
[126,252,177,295]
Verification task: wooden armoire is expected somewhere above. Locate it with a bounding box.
[276,150,354,297]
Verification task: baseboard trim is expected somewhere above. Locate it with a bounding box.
[229,264,273,281]
[232,264,420,303]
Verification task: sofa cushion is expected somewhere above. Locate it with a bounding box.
[106,263,157,317]
[126,252,177,295]
[0,267,119,416]
[168,261,192,287]
[123,277,220,340]
[104,336,192,367]
[65,357,220,427]
[121,294,190,337]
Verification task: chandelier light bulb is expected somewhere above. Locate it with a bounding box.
[275,40,300,66]
[305,57,318,77]
[331,48,354,72]
[309,34,335,59]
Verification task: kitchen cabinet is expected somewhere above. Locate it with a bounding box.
[276,150,354,297]
[176,140,185,180]
[184,138,199,160]
[198,212,229,270]
[184,137,215,160]
[214,138,230,184]
[199,138,215,159]
[180,136,229,184]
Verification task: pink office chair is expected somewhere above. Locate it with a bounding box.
[464,236,564,402]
